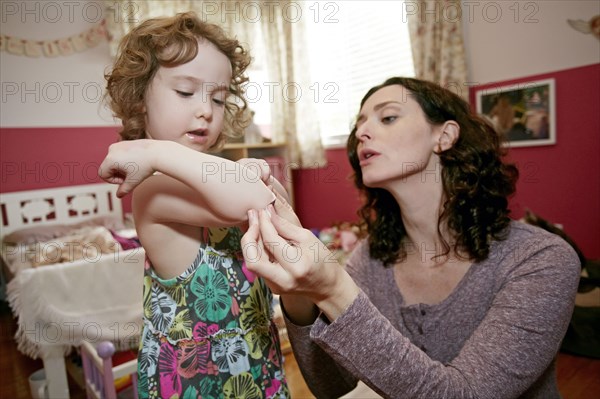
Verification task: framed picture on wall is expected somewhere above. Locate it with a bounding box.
[475,78,556,147]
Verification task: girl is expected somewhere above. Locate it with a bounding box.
[242,77,580,398]
[100,12,289,398]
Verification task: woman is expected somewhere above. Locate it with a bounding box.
[242,77,580,398]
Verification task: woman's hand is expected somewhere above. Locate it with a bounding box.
[98,140,159,197]
[241,205,360,323]
[271,190,301,227]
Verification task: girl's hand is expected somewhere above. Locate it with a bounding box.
[98,140,157,197]
[241,205,360,322]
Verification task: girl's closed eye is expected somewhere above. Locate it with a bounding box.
[212,97,225,106]
[175,90,194,98]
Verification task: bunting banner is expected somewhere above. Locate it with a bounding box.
[0,20,108,58]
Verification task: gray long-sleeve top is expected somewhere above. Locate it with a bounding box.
[284,222,580,398]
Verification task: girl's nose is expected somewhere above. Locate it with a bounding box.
[195,99,212,120]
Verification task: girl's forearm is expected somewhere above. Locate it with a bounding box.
[152,140,275,218]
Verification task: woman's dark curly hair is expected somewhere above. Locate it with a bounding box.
[105,11,251,149]
[347,77,519,266]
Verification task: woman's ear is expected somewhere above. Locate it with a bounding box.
[436,121,460,153]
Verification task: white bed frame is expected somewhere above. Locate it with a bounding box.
[1,183,142,399]
[0,183,122,238]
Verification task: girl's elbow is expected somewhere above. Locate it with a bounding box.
[249,187,276,210]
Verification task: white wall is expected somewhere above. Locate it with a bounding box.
[0,0,116,127]
[462,0,600,84]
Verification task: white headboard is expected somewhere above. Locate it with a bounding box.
[0,183,122,237]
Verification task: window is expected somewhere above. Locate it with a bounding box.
[305,1,415,146]
[243,1,414,146]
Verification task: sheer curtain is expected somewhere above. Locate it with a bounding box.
[103,0,326,167]
[406,0,468,99]
[249,2,325,167]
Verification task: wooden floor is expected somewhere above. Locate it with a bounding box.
[1,301,599,399]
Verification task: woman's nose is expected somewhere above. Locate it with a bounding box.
[356,122,372,141]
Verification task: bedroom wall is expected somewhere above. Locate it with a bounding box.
[0,0,115,127]
[469,65,600,260]
[460,0,600,264]
[0,126,121,188]
[0,1,126,213]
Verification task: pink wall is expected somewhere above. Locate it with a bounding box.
[0,126,133,213]
[292,148,361,228]
[470,64,599,260]
[293,64,600,259]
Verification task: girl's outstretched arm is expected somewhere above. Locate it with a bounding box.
[99,139,275,226]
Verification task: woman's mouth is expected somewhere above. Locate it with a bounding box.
[359,148,380,165]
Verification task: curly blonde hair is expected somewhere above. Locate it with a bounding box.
[105,12,251,149]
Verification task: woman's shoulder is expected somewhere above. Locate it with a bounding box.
[489,220,581,273]
[502,220,575,249]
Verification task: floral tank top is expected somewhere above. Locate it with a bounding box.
[137,227,290,399]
